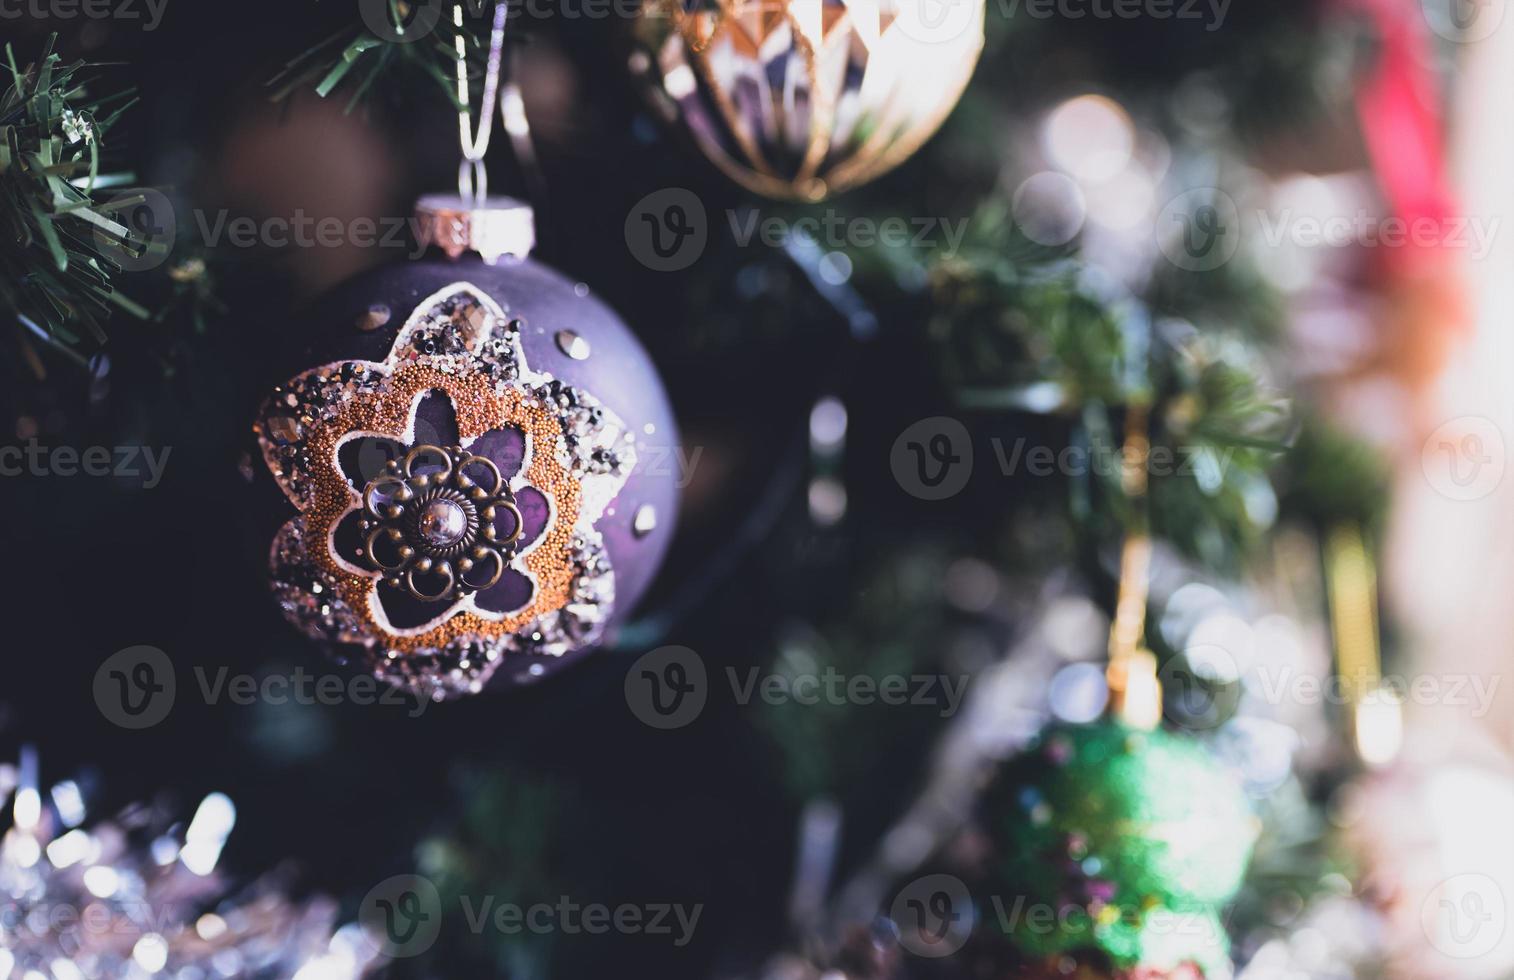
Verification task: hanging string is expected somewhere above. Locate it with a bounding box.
[1106,401,1162,730]
[454,0,510,203]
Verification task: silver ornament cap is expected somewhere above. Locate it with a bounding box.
[414,194,536,265]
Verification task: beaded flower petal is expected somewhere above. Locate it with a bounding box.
[254,283,634,699]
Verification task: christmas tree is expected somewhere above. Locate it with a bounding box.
[2,0,1508,977]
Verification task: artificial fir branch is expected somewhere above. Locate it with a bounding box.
[910,198,1293,572]
[268,0,485,110]
[0,35,148,376]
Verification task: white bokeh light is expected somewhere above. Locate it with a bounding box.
[1043,95,1135,184]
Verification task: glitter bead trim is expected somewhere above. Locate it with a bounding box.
[253,283,635,698]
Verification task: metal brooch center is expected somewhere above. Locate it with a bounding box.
[359,444,523,603]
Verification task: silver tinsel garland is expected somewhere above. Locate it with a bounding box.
[0,749,384,979]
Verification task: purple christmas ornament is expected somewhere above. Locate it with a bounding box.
[250,202,679,700]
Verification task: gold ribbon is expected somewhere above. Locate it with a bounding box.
[1324,524,1398,765]
[1107,403,1162,730]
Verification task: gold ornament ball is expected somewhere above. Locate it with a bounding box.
[631,0,986,201]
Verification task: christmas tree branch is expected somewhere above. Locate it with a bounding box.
[1,35,147,377]
[268,1,487,111]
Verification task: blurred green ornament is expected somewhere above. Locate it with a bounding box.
[984,721,1257,977]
